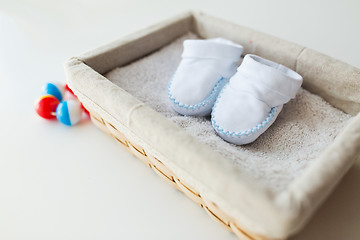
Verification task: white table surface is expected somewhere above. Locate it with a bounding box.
[1,0,360,239]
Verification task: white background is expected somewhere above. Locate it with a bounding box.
[1,0,360,239]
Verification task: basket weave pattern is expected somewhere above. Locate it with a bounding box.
[89,110,278,240]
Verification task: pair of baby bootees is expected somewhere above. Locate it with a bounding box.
[168,38,303,145]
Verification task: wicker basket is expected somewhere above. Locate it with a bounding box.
[65,11,360,240]
[89,109,267,240]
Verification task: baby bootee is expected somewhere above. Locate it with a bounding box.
[211,54,303,145]
[168,38,243,116]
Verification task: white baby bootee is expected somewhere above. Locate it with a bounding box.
[211,54,303,145]
[168,38,243,116]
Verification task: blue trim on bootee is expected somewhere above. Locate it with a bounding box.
[167,72,228,111]
[211,84,277,137]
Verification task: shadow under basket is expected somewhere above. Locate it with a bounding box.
[65,11,360,240]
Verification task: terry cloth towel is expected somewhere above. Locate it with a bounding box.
[168,38,243,116]
[211,54,303,145]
